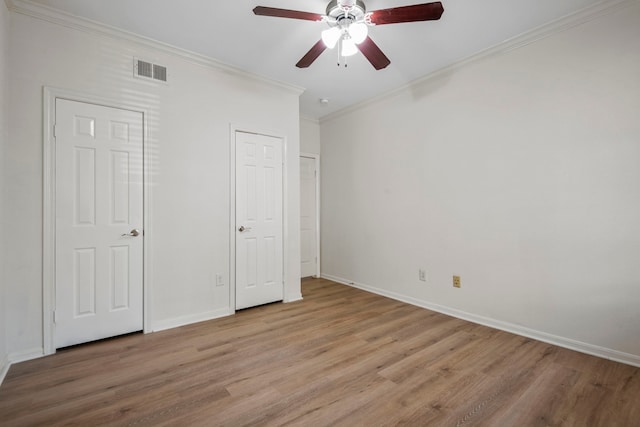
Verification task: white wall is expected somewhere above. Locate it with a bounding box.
[0,0,10,378]
[300,117,321,155]
[5,8,301,360]
[320,3,640,365]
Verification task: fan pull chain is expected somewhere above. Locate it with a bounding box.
[336,38,349,68]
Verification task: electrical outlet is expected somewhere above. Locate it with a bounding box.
[419,269,427,282]
[216,274,224,287]
[453,275,461,288]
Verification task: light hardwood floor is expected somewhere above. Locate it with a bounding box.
[1,278,638,426]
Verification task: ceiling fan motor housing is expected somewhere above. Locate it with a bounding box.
[326,0,366,19]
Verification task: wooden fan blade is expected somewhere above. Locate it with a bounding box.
[357,37,391,70]
[368,2,444,25]
[296,40,328,68]
[253,6,323,21]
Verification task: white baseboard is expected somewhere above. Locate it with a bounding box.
[1,349,43,387]
[8,347,45,364]
[150,308,234,333]
[321,274,640,368]
[285,293,303,303]
[0,354,10,386]
[1,311,234,372]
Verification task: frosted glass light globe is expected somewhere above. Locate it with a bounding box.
[322,27,341,49]
[341,38,358,57]
[348,22,368,44]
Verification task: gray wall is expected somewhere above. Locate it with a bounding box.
[320,3,640,365]
[3,7,301,361]
[0,0,9,378]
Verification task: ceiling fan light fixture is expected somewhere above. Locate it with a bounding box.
[341,38,358,57]
[348,22,368,44]
[321,27,341,49]
[253,1,445,70]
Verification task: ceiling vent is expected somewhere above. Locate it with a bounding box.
[134,58,168,83]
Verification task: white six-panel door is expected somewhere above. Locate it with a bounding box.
[300,155,318,278]
[235,131,284,310]
[55,99,143,348]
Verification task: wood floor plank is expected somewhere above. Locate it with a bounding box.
[1,277,638,426]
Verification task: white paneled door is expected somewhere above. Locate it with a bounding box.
[300,155,318,278]
[235,131,284,310]
[55,99,143,349]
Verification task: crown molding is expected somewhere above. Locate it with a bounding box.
[300,115,320,125]
[6,0,305,95]
[320,0,637,124]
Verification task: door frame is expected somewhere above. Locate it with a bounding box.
[42,87,151,355]
[229,125,288,312]
[300,153,321,278]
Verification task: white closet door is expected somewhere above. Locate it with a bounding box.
[235,131,284,310]
[55,99,143,348]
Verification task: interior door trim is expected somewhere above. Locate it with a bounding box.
[42,87,152,356]
[300,152,321,278]
[229,125,288,312]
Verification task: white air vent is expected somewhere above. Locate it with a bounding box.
[153,64,167,82]
[134,58,168,83]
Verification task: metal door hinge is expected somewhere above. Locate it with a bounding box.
[53,310,57,324]
[53,124,58,138]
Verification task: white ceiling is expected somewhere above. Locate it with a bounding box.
[28,0,604,119]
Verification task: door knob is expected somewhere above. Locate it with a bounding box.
[238,226,252,232]
[122,229,140,237]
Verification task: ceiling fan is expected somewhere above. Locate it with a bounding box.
[253,0,444,70]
